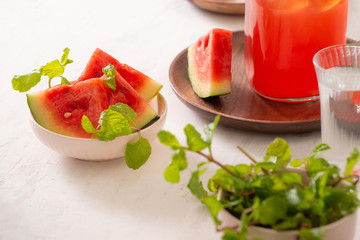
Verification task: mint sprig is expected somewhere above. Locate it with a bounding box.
[12,48,73,92]
[102,64,117,91]
[82,102,151,169]
[158,115,360,240]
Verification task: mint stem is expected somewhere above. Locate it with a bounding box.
[237,146,257,164]
[48,77,53,88]
[332,174,360,187]
[187,147,237,178]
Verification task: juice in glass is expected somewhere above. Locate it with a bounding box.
[244,0,348,102]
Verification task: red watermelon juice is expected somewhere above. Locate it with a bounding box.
[244,0,348,102]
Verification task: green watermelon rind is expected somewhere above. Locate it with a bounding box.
[138,80,163,101]
[27,92,69,136]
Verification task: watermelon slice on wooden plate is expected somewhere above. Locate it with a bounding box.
[27,73,158,138]
[76,48,162,101]
[187,28,232,98]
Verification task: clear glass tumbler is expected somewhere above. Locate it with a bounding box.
[313,45,360,170]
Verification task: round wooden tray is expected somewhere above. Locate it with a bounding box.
[169,31,323,133]
[188,0,245,15]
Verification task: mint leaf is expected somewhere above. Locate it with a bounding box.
[255,161,276,171]
[264,138,291,171]
[281,172,303,186]
[96,128,117,141]
[234,164,253,175]
[60,76,71,85]
[298,227,325,240]
[184,124,208,151]
[223,229,250,240]
[259,196,287,225]
[164,163,180,183]
[103,64,117,78]
[204,114,220,145]
[344,148,359,175]
[60,47,73,66]
[40,59,64,79]
[273,212,303,230]
[202,195,224,225]
[98,109,132,136]
[157,130,181,150]
[109,103,137,126]
[308,144,330,160]
[222,229,245,240]
[12,69,41,92]
[102,64,117,91]
[103,77,116,91]
[306,158,329,175]
[81,115,96,134]
[164,149,187,183]
[173,148,187,170]
[290,159,303,167]
[125,134,151,170]
[94,109,132,141]
[188,169,208,199]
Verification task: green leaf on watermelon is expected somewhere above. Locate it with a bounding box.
[109,103,137,126]
[40,59,65,79]
[60,76,71,85]
[97,109,132,140]
[81,115,96,134]
[102,64,117,91]
[125,133,151,170]
[60,47,73,66]
[12,69,42,92]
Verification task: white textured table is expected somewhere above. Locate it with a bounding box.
[1,0,359,239]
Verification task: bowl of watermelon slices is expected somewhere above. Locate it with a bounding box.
[29,93,167,161]
[22,48,166,162]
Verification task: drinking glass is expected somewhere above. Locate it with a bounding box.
[313,45,360,170]
[244,0,348,102]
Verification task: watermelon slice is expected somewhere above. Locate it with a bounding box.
[76,48,162,101]
[187,28,232,98]
[27,73,158,138]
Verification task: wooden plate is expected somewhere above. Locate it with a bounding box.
[169,31,322,133]
[188,0,245,15]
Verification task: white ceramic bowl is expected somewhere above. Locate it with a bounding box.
[29,94,167,161]
[217,168,358,240]
[218,208,357,240]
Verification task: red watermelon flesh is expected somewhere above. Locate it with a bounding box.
[187,28,232,98]
[27,73,158,138]
[76,48,162,101]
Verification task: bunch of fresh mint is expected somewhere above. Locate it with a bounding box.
[12,48,151,169]
[157,115,360,240]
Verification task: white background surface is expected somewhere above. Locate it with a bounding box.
[1,0,360,239]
